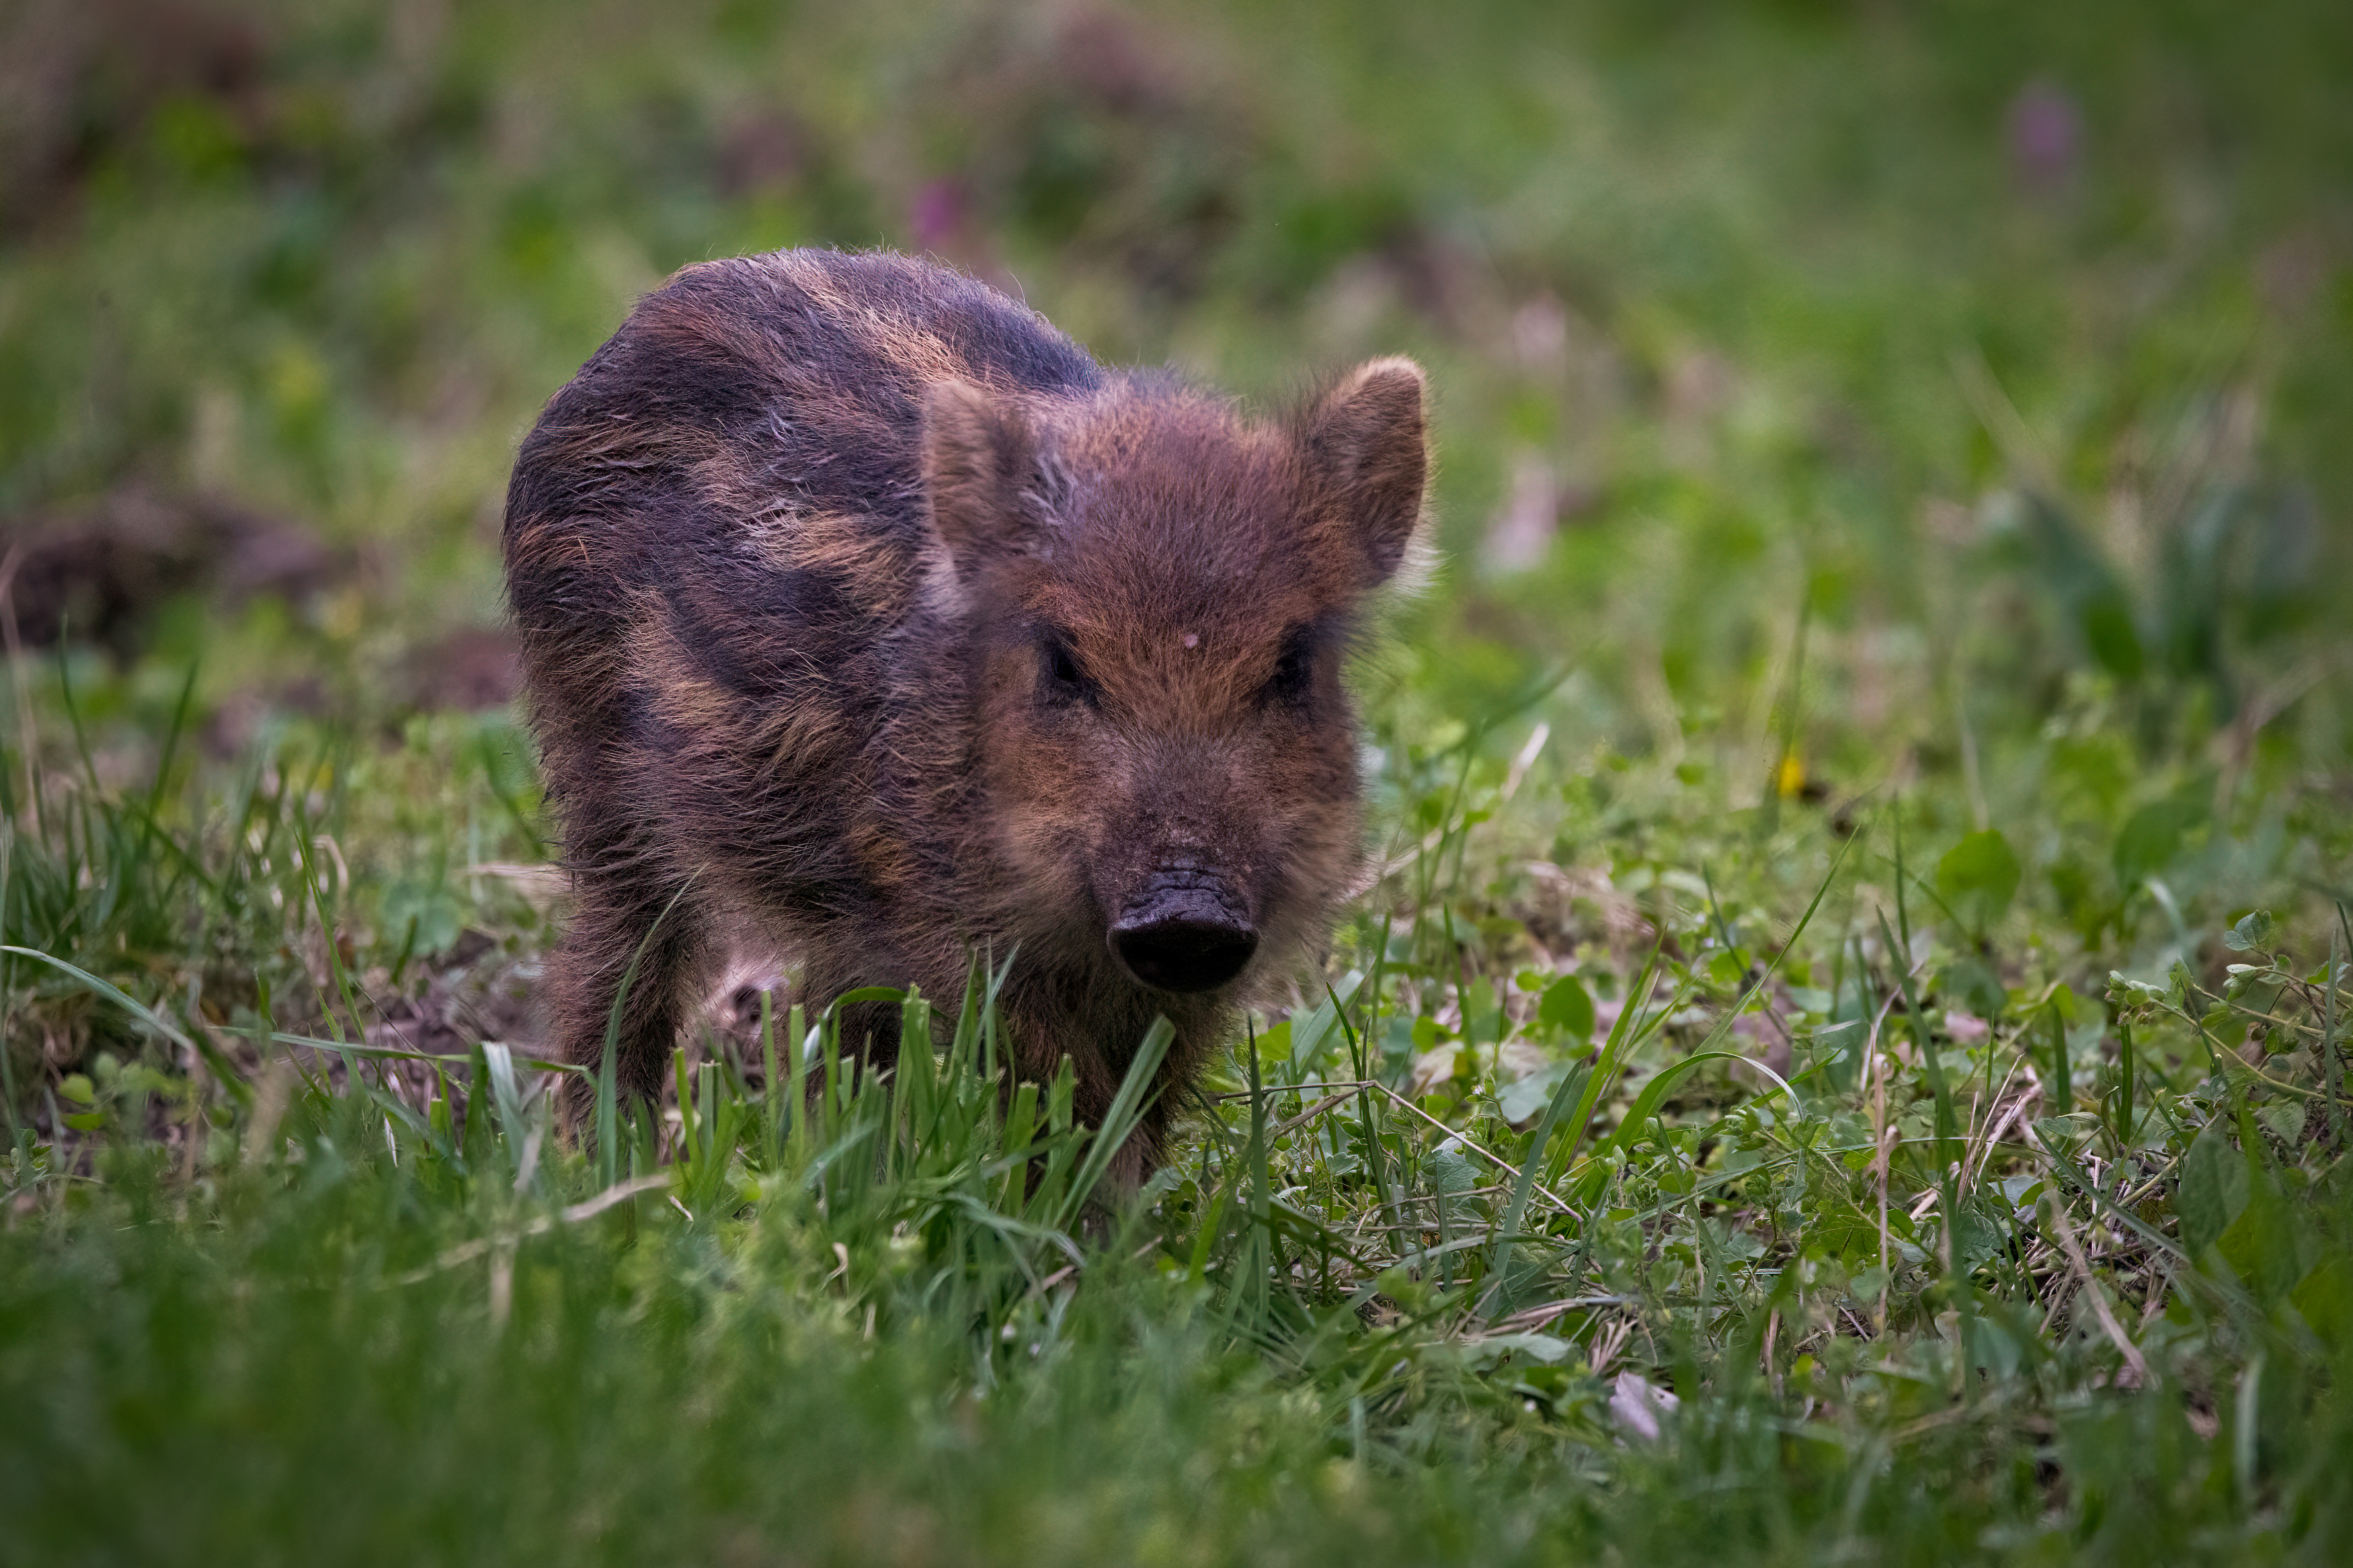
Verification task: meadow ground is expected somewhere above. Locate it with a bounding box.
[4,2,2353,1562]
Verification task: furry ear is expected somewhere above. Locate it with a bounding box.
[1302,356,1428,587]
[922,378,1041,569]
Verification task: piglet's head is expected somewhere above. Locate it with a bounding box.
[922,360,1428,997]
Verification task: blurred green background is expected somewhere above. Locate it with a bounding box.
[3,0,2350,960]
[9,12,2353,1561]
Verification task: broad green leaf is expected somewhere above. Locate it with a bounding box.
[2292,1257,2353,1348]
[2217,1175,2313,1305]
[2225,910,2276,952]
[2177,1126,2249,1258]
[1497,1061,1570,1125]
[2079,591,2145,682]
[1537,973,1595,1040]
[378,875,464,959]
[1466,1333,1571,1364]
[2114,798,2204,889]
[1427,1149,1479,1197]
[1937,958,2007,1022]
[1936,829,2021,933]
[1951,1198,2009,1272]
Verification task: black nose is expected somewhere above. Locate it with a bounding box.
[1111,879,1258,993]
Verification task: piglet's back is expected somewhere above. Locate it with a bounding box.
[506,250,1100,642]
[506,251,1101,611]
[504,252,1101,829]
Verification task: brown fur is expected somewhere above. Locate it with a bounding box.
[504,249,1427,1180]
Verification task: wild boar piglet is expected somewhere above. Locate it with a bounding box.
[504,248,1428,1177]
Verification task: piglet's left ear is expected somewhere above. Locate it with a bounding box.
[924,377,1043,571]
[1301,356,1428,587]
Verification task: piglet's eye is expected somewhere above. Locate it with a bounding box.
[1266,628,1316,706]
[1039,631,1096,706]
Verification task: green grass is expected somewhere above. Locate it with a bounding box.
[6,659,2352,1565]
[5,0,2353,1563]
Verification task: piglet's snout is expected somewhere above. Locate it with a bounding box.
[1109,868,1257,993]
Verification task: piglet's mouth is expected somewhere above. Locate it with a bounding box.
[1109,870,1257,993]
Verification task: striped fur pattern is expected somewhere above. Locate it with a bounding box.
[504,248,1427,1179]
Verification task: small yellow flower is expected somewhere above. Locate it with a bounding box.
[1776,750,1806,799]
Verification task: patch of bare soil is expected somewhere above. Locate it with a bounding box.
[0,486,340,653]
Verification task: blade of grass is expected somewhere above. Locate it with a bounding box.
[592,878,700,1171]
[2046,1001,2071,1115]
[226,1026,580,1075]
[1479,1050,1589,1317]
[3,942,197,1053]
[2117,1014,2137,1151]
[1240,1016,1271,1333]
[477,729,547,860]
[2326,914,2346,1149]
[1549,949,1685,1196]
[1876,905,1975,1395]
[0,828,23,1153]
[1328,975,1400,1252]
[1053,1015,1173,1230]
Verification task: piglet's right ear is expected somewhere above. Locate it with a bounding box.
[923,378,1040,569]
[1302,356,1429,588]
